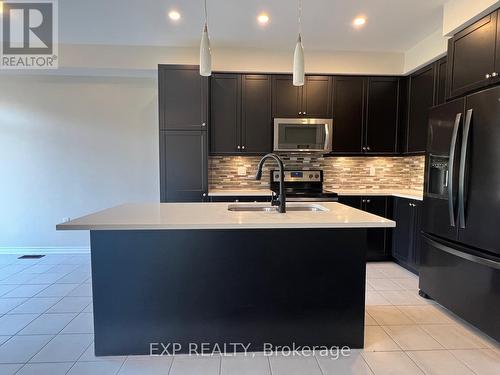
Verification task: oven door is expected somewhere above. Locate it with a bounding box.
[273,118,332,153]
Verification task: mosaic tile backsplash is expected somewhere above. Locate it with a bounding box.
[209,155,425,192]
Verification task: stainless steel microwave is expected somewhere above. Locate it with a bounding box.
[273,118,333,153]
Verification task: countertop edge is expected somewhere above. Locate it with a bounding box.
[57,222,396,231]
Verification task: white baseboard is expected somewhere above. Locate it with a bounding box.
[0,247,90,255]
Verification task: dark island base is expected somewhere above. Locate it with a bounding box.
[90,228,367,356]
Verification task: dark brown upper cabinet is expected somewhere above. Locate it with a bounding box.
[401,57,447,154]
[272,75,332,118]
[210,74,271,155]
[331,76,399,154]
[405,64,436,153]
[331,76,365,153]
[302,76,333,117]
[210,74,241,154]
[241,75,272,154]
[365,77,400,154]
[435,57,448,105]
[446,10,500,99]
[158,65,208,131]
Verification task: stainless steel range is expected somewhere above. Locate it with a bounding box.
[270,170,338,202]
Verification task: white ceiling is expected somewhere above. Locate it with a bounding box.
[59,0,447,52]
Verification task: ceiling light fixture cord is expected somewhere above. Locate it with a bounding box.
[204,0,208,25]
[298,0,302,35]
[292,0,305,86]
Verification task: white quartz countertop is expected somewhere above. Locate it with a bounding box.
[56,202,395,231]
[335,190,424,201]
[208,189,423,201]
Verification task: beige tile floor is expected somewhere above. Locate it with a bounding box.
[0,255,497,374]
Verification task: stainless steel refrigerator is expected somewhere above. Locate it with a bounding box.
[420,85,500,341]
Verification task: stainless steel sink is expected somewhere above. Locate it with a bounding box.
[227,204,328,212]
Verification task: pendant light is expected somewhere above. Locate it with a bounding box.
[200,0,212,76]
[293,0,305,86]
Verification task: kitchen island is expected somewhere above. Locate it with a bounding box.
[57,202,395,356]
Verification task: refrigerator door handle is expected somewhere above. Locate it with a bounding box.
[458,109,473,229]
[448,113,462,227]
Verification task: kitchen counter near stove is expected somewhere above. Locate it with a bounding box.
[208,189,423,201]
[335,189,423,201]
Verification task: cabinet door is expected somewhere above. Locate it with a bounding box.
[392,198,413,264]
[241,75,272,154]
[363,197,389,260]
[159,65,208,130]
[406,65,435,153]
[447,12,498,98]
[412,201,423,271]
[302,76,332,117]
[435,58,448,105]
[272,75,301,117]
[160,131,207,202]
[365,77,399,153]
[331,77,365,153]
[210,74,241,154]
[338,196,362,208]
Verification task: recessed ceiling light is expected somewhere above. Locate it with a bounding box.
[353,17,366,27]
[169,10,181,21]
[257,13,270,25]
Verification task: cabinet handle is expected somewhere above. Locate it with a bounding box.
[202,122,206,127]
[242,146,246,150]
[237,145,241,150]
[486,73,492,79]
[299,111,302,115]
[362,147,366,151]
[493,72,499,77]
[303,112,307,115]
[366,146,371,151]
[203,193,207,197]
[366,199,371,203]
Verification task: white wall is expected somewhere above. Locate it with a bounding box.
[404,29,448,74]
[443,0,500,35]
[58,44,405,76]
[0,75,159,249]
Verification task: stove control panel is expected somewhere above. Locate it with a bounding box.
[271,170,322,183]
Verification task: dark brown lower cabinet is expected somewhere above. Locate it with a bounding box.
[160,130,208,202]
[392,197,422,273]
[338,196,391,261]
[209,195,272,203]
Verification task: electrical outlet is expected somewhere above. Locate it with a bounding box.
[369,167,376,176]
[237,166,247,176]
